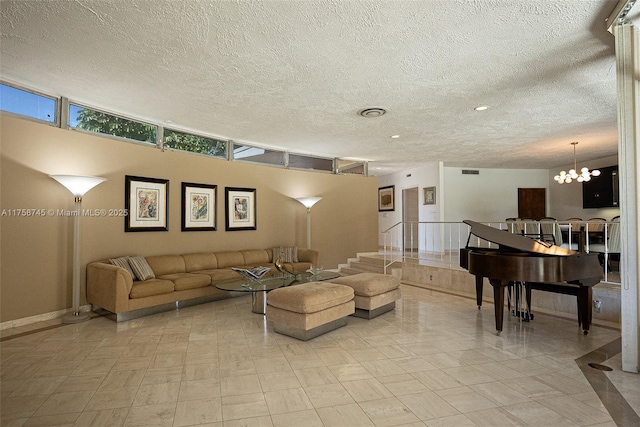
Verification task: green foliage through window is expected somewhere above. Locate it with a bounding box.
[163,129,227,157]
[69,104,156,144]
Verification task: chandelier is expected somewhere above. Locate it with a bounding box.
[554,142,600,184]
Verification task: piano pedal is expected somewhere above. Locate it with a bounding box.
[511,310,534,321]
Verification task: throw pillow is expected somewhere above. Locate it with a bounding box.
[272,246,298,263]
[109,256,136,280]
[128,256,155,281]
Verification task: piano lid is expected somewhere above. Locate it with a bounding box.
[464,220,576,256]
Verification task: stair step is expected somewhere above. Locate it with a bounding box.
[337,253,402,276]
[348,262,384,272]
[340,269,375,275]
[354,256,386,266]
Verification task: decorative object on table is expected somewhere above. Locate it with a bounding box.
[554,142,600,184]
[378,185,394,211]
[423,186,436,205]
[50,174,107,323]
[231,266,271,280]
[295,197,322,249]
[125,175,169,232]
[225,187,256,231]
[307,265,324,276]
[181,182,217,231]
[274,258,295,275]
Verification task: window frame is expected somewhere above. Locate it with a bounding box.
[0,81,60,126]
[67,101,158,146]
[162,126,229,159]
[287,153,335,174]
[231,142,286,168]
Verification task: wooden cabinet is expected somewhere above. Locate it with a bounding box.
[582,165,618,208]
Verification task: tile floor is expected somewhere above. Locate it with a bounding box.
[1,284,639,427]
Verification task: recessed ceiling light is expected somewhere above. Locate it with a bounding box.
[390,135,400,139]
[357,107,387,118]
[474,105,489,111]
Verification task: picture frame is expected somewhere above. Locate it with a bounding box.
[225,187,257,231]
[378,185,395,211]
[423,186,436,205]
[181,182,217,231]
[125,175,169,232]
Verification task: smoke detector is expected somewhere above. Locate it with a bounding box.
[358,107,387,118]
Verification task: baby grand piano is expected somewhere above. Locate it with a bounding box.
[460,220,602,335]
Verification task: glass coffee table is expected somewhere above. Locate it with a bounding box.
[215,271,341,314]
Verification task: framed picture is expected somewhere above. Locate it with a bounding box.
[225,187,257,231]
[378,185,395,211]
[181,182,217,231]
[125,175,169,232]
[424,186,436,205]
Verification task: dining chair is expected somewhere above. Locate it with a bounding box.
[539,217,561,246]
[586,217,607,244]
[561,218,583,250]
[590,217,621,271]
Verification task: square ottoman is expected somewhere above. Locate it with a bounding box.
[330,272,401,319]
[266,282,354,341]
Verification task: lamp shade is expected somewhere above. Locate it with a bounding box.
[50,175,106,197]
[295,197,322,209]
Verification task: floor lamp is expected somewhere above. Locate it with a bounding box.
[50,174,107,324]
[295,197,322,249]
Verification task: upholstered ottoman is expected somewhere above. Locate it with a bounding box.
[330,273,401,319]
[266,282,354,341]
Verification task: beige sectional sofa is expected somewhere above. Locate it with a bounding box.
[87,248,318,321]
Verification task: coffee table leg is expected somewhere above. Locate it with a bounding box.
[252,291,267,314]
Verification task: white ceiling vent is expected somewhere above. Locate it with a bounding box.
[357,107,387,118]
[462,169,480,175]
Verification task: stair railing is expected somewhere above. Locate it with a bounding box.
[382,222,403,274]
[382,221,482,273]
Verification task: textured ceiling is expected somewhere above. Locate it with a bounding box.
[0,0,627,175]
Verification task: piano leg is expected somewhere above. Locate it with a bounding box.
[524,284,534,320]
[489,279,506,336]
[475,276,483,309]
[576,286,593,335]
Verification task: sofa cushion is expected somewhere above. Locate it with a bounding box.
[129,279,175,299]
[330,273,400,297]
[146,255,186,276]
[196,268,244,283]
[272,246,298,263]
[109,256,136,280]
[295,249,318,265]
[183,253,217,272]
[128,256,156,281]
[267,282,354,314]
[241,249,270,265]
[158,273,211,291]
[214,251,245,269]
[281,262,311,275]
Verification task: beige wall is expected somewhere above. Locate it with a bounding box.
[0,115,379,322]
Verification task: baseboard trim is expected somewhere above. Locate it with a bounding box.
[0,304,92,331]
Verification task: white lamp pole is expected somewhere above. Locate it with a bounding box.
[50,175,106,324]
[295,197,322,249]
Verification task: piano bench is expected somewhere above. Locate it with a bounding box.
[329,273,401,319]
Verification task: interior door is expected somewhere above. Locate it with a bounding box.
[518,188,546,219]
[403,187,419,253]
